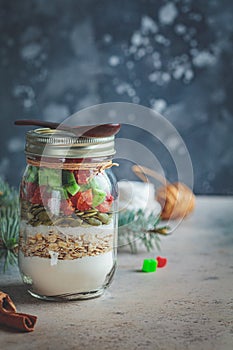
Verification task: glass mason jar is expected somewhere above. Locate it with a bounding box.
[18,128,119,301]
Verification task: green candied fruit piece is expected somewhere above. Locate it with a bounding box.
[142,259,158,272]
[92,188,106,207]
[26,165,38,183]
[66,182,80,196]
[89,178,99,189]
[52,187,69,199]
[78,178,97,192]
[92,172,111,193]
[39,168,62,187]
[38,169,48,186]
[62,171,76,185]
[79,177,108,199]
[47,170,62,187]
[79,183,91,192]
[88,178,107,207]
[62,171,80,196]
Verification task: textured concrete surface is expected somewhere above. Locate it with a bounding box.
[0,196,233,350]
[1,0,233,194]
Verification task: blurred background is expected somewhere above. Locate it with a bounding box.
[0,0,232,194]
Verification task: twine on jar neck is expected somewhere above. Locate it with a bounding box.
[26,157,119,172]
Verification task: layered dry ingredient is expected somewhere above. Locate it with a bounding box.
[19,162,117,296]
[19,222,113,260]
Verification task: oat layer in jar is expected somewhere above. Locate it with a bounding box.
[19,128,119,301]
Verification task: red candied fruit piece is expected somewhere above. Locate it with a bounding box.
[60,199,75,215]
[71,189,93,211]
[96,194,114,213]
[30,186,42,204]
[21,182,37,201]
[156,256,167,268]
[70,192,78,208]
[74,170,91,185]
[30,187,40,204]
[30,186,49,205]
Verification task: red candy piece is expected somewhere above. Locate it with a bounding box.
[60,199,75,215]
[74,170,91,185]
[156,256,167,268]
[30,185,49,205]
[71,189,93,211]
[21,182,37,201]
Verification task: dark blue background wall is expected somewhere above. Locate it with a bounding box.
[0,0,232,194]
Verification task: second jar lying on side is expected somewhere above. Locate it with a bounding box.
[18,128,119,301]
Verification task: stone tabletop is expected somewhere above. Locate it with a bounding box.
[1,196,233,350]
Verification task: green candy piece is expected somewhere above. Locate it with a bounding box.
[92,188,106,207]
[78,177,107,209]
[62,171,80,195]
[38,169,48,186]
[62,171,76,185]
[78,178,98,192]
[61,189,69,199]
[142,259,158,272]
[79,183,91,192]
[26,165,38,183]
[39,168,62,187]
[47,170,62,187]
[66,182,80,196]
[89,178,99,189]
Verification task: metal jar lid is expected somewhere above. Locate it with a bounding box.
[25,128,116,158]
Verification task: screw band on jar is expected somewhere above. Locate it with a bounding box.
[26,157,119,171]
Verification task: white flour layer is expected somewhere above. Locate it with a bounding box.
[19,250,114,296]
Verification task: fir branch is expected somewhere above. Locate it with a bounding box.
[0,178,19,272]
[0,177,18,207]
[118,209,170,254]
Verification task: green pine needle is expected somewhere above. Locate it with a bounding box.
[0,178,19,272]
[0,177,18,207]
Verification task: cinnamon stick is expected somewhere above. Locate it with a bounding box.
[0,290,37,332]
